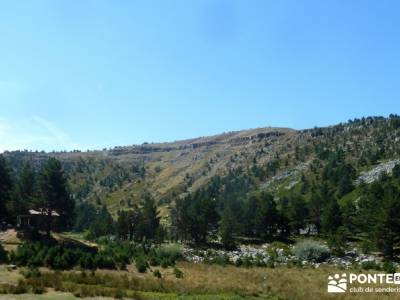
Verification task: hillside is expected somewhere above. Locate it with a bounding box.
[3,115,400,215]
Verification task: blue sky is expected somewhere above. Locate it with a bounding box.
[1,0,400,152]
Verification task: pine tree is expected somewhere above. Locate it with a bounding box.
[287,195,308,234]
[37,158,74,234]
[321,198,342,234]
[256,192,278,239]
[139,195,160,241]
[308,193,322,234]
[116,210,129,240]
[88,205,115,239]
[243,195,258,237]
[219,205,239,250]
[374,186,400,257]
[0,155,13,221]
[10,162,36,218]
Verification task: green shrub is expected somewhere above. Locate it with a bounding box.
[267,242,291,258]
[94,254,116,269]
[155,244,183,266]
[12,240,183,272]
[160,258,169,268]
[153,269,162,278]
[173,267,184,278]
[21,267,41,279]
[31,285,45,294]
[360,239,375,254]
[293,241,330,262]
[207,254,230,266]
[234,258,243,267]
[135,256,148,273]
[242,256,253,268]
[361,261,381,271]
[149,256,160,266]
[327,228,347,256]
[0,244,8,263]
[78,253,94,269]
[254,257,266,267]
[266,260,275,268]
[382,261,397,274]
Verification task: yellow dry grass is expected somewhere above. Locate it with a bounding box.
[87,262,400,299]
[0,230,22,251]
[2,260,400,299]
[154,263,400,300]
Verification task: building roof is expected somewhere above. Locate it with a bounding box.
[28,209,60,217]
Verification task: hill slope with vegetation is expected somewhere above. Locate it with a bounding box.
[2,114,400,254]
[3,115,400,210]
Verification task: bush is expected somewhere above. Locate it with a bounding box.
[327,228,347,256]
[0,244,8,263]
[234,258,243,267]
[382,261,397,274]
[154,244,183,266]
[12,240,183,272]
[21,267,41,279]
[153,269,162,278]
[160,259,169,268]
[293,241,330,262]
[242,256,253,268]
[135,256,148,273]
[361,261,381,271]
[94,254,116,269]
[149,256,160,266]
[11,241,123,270]
[173,267,183,278]
[267,242,291,258]
[206,254,230,266]
[360,239,375,254]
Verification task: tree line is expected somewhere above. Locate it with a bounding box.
[2,145,400,259]
[0,156,74,234]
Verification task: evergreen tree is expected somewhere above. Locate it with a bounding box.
[73,202,97,232]
[254,192,278,239]
[170,197,191,241]
[138,195,160,241]
[37,158,74,234]
[276,197,290,237]
[341,200,357,234]
[88,205,115,239]
[116,210,130,240]
[17,162,36,202]
[308,193,322,234]
[171,191,218,244]
[9,162,36,218]
[243,195,258,237]
[219,204,239,250]
[321,198,342,234]
[0,155,13,221]
[393,164,400,179]
[374,185,400,257]
[287,195,308,234]
[190,195,218,243]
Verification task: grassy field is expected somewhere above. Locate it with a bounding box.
[1,262,400,300]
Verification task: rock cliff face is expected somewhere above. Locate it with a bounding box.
[355,159,400,184]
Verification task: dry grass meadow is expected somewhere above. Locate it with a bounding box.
[1,262,400,299]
